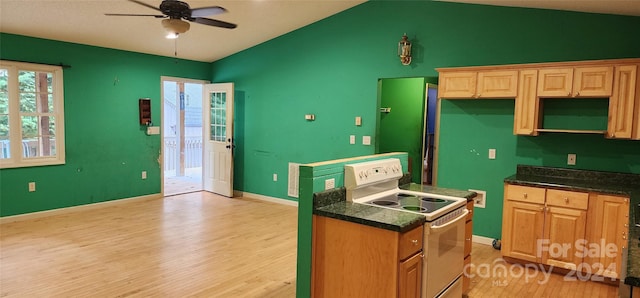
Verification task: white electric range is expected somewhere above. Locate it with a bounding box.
[344,158,468,298]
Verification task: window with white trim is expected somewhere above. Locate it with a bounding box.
[0,60,65,169]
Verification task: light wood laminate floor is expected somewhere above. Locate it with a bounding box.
[0,192,298,297]
[0,192,620,297]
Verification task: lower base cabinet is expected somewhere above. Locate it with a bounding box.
[312,215,423,298]
[502,184,629,279]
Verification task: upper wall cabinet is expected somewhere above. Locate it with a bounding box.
[537,66,613,98]
[608,65,637,139]
[439,70,518,99]
[437,58,640,140]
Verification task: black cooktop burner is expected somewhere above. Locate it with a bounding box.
[370,200,400,207]
[421,197,446,203]
[365,192,456,214]
[402,205,427,212]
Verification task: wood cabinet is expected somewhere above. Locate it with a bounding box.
[585,194,630,279]
[312,215,423,298]
[502,184,630,279]
[542,189,588,270]
[437,58,640,139]
[514,69,540,135]
[502,186,545,262]
[439,70,517,99]
[463,200,474,293]
[608,65,638,139]
[538,66,613,98]
[502,185,588,269]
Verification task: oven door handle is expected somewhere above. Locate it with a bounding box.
[431,209,469,232]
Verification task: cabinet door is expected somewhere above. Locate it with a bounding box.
[514,69,540,135]
[573,66,613,97]
[501,200,545,262]
[608,65,637,139]
[586,194,629,279]
[542,206,587,270]
[477,70,518,98]
[538,68,573,97]
[439,71,477,98]
[399,253,423,298]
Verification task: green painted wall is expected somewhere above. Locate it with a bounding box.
[211,0,640,205]
[0,33,211,216]
[378,77,426,183]
[208,2,640,294]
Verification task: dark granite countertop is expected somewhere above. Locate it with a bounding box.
[505,165,640,287]
[312,183,476,233]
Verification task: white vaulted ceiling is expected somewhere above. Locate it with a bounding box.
[1,0,638,63]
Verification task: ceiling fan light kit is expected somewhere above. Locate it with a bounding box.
[105,0,236,39]
[162,19,190,39]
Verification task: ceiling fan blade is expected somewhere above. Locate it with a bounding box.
[128,0,162,12]
[105,13,166,18]
[192,17,237,29]
[191,6,226,17]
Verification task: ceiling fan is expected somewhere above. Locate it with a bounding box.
[105,0,237,39]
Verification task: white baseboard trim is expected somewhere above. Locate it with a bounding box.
[0,193,162,224]
[472,235,496,246]
[236,191,299,207]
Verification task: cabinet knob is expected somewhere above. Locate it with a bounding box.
[523,193,528,199]
[567,92,571,96]
[623,236,627,240]
[625,223,629,227]
[411,239,418,245]
[575,92,580,97]
[564,197,569,203]
[466,238,472,241]
[539,207,545,212]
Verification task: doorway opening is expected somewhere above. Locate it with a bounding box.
[376,77,438,186]
[162,77,208,196]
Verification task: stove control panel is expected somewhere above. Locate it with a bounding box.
[344,158,403,189]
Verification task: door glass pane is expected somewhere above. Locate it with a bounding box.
[210,92,226,142]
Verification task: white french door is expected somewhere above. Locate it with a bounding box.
[203,83,234,197]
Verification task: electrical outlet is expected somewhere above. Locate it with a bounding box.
[349,135,356,144]
[469,189,486,208]
[28,182,36,192]
[362,136,371,145]
[567,154,577,165]
[488,149,496,160]
[325,178,335,190]
[273,173,278,182]
[141,171,147,179]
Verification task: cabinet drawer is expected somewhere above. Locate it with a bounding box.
[505,184,545,204]
[546,189,589,210]
[399,225,423,260]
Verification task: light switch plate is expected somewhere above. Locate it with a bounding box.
[489,149,496,160]
[349,135,356,144]
[355,116,362,126]
[568,154,576,165]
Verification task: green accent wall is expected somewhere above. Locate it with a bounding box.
[207,2,640,297]
[0,33,211,216]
